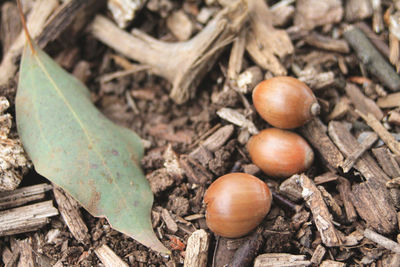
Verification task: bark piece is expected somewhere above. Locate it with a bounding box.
[180,155,213,185]
[345,83,384,120]
[246,0,293,75]
[95,244,129,267]
[294,0,343,30]
[337,177,357,223]
[305,33,349,53]
[310,244,326,265]
[343,26,400,92]
[340,131,378,173]
[90,1,247,104]
[146,168,175,194]
[167,10,193,41]
[229,227,264,267]
[299,174,341,247]
[216,108,258,135]
[299,118,344,170]
[364,228,400,254]
[318,186,342,218]
[254,253,311,267]
[279,174,303,202]
[372,147,400,179]
[227,28,246,83]
[53,186,90,244]
[388,111,400,126]
[183,229,209,267]
[234,66,263,94]
[351,180,397,234]
[0,183,52,210]
[328,121,389,184]
[0,2,22,55]
[314,172,339,185]
[193,125,234,153]
[0,200,58,236]
[377,92,400,108]
[356,111,400,157]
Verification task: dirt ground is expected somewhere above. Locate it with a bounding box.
[1,0,400,266]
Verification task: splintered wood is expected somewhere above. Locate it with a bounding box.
[53,186,90,244]
[299,174,342,247]
[95,244,129,267]
[183,230,209,267]
[254,253,311,267]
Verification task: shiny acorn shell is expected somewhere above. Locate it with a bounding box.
[252,76,320,129]
[247,128,314,178]
[203,173,272,238]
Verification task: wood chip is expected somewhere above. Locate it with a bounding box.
[345,83,384,120]
[53,186,90,244]
[318,186,342,218]
[216,108,258,135]
[299,118,344,170]
[17,238,35,267]
[95,244,129,267]
[180,155,213,185]
[340,131,378,173]
[356,111,400,157]
[310,244,326,265]
[279,174,303,202]
[314,172,339,185]
[305,32,349,53]
[0,183,52,210]
[377,92,400,108]
[183,229,209,267]
[299,174,342,247]
[351,180,397,234]
[254,253,311,267]
[227,28,246,82]
[294,0,343,30]
[320,260,345,267]
[337,177,357,223]
[161,209,178,234]
[0,200,58,236]
[167,10,193,41]
[372,147,400,178]
[0,2,21,55]
[328,121,389,183]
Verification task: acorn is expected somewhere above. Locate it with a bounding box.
[247,128,314,178]
[203,173,272,238]
[252,76,320,129]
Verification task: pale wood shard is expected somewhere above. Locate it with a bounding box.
[294,0,343,30]
[0,183,52,210]
[319,260,345,267]
[0,0,59,86]
[183,229,209,267]
[246,0,293,76]
[161,208,178,234]
[345,0,372,22]
[299,174,342,247]
[364,228,400,254]
[227,28,246,82]
[351,180,397,234]
[196,125,234,153]
[299,118,344,170]
[345,83,384,120]
[340,131,378,173]
[95,244,129,267]
[90,1,248,104]
[310,244,326,265]
[388,111,400,126]
[337,177,357,223]
[328,121,390,184]
[216,108,258,135]
[53,186,90,244]
[356,111,400,157]
[253,253,311,267]
[0,200,58,236]
[377,92,400,108]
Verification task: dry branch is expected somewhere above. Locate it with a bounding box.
[364,228,400,254]
[90,1,248,104]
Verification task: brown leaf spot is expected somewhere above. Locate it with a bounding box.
[87,179,101,215]
[111,149,119,156]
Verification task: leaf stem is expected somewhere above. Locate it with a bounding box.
[16,0,35,54]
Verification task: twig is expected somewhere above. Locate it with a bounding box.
[364,228,400,254]
[343,25,400,91]
[0,183,52,210]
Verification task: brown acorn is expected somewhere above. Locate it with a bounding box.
[252,76,320,129]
